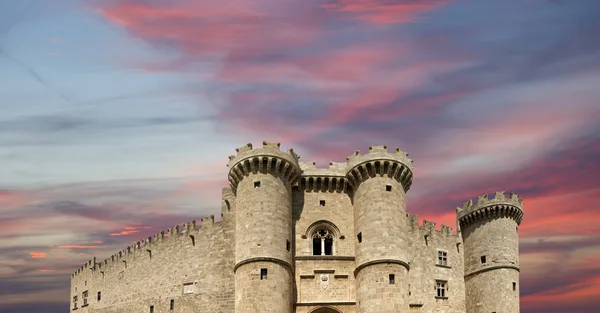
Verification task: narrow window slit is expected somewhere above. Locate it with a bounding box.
[260,268,267,280]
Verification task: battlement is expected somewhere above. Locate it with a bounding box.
[345,145,414,191]
[227,141,302,192]
[456,191,524,229]
[407,213,458,238]
[298,161,349,192]
[71,215,222,278]
[299,161,346,176]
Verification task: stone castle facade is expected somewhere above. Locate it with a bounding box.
[70,142,524,313]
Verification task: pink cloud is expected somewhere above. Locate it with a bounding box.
[50,38,63,43]
[323,0,451,24]
[39,269,57,273]
[109,224,154,236]
[30,251,46,259]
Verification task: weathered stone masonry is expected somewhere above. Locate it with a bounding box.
[70,142,524,313]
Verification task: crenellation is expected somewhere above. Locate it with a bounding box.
[69,143,523,313]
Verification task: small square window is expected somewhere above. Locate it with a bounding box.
[183,283,194,294]
[481,256,487,264]
[357,232,362,243]
[254,181,261,188]
[389,274,395,284]
[386,185,392,192]
[319,200,326,206]
[260,268,268,280]
[286,240,291,252]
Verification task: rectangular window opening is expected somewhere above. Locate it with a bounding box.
[170,299,174,311]
[83,291,88,306]
[513,282,516,291]
[437,250,448,266]
[286,240,291,252]
[319,200,326,206]
[386,184,392,192]
[389,274,395,284]
[73,296,78,309]
[481,255,487,264]
[254,181,261,188]
[260,268,268,280]
[357,232,362,243]
[97,291,101,301]
[436,280,447,298]
[150,305,154,313]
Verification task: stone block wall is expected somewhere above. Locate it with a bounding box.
[406,215,466,313]
[69,213,235,313]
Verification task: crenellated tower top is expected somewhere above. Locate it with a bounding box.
[227,141,302,193]
[456,191,524,230]
[345,145,414,192]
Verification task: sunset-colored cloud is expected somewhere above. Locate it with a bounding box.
[39,269,57,273]
[108,224,154,237]
[323,0,451,24]
[30,252,46,259]
[1,0,600,312]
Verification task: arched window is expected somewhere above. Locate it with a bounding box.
[312,228,334,256]
[304,220,342,257]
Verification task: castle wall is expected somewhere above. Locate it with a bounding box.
[70,213,235,313]
[69,143,523,313]
[462,217,520,313]
[234,172,294,313]
[406,215,466,313]
[293,187,356,309]
[353,175,409,313]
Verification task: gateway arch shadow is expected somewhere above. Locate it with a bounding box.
[309,307,343,313]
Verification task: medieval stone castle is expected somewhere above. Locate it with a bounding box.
[70,142,524,313]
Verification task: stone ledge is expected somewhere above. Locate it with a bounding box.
[296,301,356,306]
[464,264,520,278]
[435,264,452,269]
[295,256,355,261]
[233,257,292,273]
[354,259,410,277]
[435,296,449,300]
[299,274,315,279]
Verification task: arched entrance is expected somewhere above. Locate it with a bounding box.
[309,307,343,313]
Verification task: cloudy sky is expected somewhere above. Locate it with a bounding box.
[1,0,599,312]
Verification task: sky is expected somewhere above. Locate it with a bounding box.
[0,0,599,312]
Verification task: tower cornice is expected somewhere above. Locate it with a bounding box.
[344,145,414,192]
[227,141,301,192]
[457,191,524,229]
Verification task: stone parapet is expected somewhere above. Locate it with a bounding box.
[456,191,524,229]
[345,145,414,192]
[227,141,301,192]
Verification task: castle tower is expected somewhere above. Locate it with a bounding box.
[345,145,414,313]
[228,142,301,313]
[457,191,524,313]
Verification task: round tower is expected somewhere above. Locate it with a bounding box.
[228,142,301,313]
[345,145,414,313]
[457,191,524,313]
